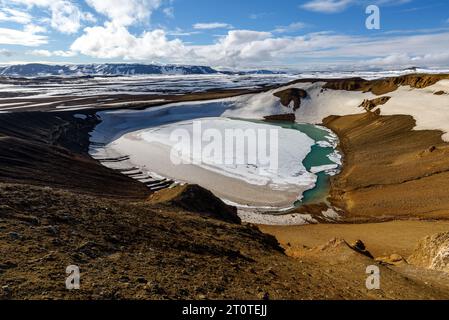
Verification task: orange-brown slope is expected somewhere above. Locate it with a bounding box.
[0,112,149,199]
[322,73,449,95]
[323,111,449,221]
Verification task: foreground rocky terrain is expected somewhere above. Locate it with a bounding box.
[3,182,449,300]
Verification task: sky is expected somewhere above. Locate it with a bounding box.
[0,0,449,70]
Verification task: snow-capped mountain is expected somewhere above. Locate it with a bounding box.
[0,63,220,77]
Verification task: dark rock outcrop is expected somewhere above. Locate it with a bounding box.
[359,96,391,111]
[350,240,374,259]
[148,184,241,224]
[273,88,308,111]
[263,113,296,122]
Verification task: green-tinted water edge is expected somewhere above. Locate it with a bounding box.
[243,119,340,207]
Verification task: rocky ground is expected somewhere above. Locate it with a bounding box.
[3,183,449,300]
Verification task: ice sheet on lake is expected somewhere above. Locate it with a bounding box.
[138,117,317,190]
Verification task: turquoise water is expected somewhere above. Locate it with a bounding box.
[284,123,338,205]
[247,120,340,206]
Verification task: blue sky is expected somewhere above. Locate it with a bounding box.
[0,0,449,70]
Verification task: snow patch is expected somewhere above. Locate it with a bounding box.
[238,211,317,226]
[322,208,341,220]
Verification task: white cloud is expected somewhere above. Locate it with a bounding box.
[0,49,14,57]
[0,26,48,46]
[7,0,94,34]
[301,0,354,13]
[24,24,47,34]
[71,0,182,61]
[193,22,233,30]
[85,0,164,26]
[70,27,277,66]
[196,30,449,68]
[192,30,280,66]
[0,8,32,24]
[249,13,268,20]
[376,0,412,5]
[71,23,187,60]
[50,1,83,34]
[69,21,449,69]
[29,49,76,57]
[163,7,174,19]
[362,52,449,69]
[28,49,52,57]
[54,50,76,57]
[167,28,200,37]
[273,22,306,33]
[301,0,411,13]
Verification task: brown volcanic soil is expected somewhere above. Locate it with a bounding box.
[322,73,449,95]
[0,112,148,199]
[323,111,449,221]
[4,183,449,300]
[260,221,449,259]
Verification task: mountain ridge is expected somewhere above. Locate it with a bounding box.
[0,63,286,77]
[0,63,219,77]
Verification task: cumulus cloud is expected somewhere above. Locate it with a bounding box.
[24,24,47,34]
[166,28,200,37]
[0,26,48,46]
[193,22,233,30]
[191,30,277,66]
[0,49,14,57]
[8,0,94,34]
[85,0,164,26]
[71,23,187,60]
[71,28,280,67]
[0,6,48,47]
[198,30,449,68]
[29,49,76,57]
[0,8,32,24]
[68,19,449,69]
[50,1,83,33]
[71,0,180,61]
[273,22,306,33]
